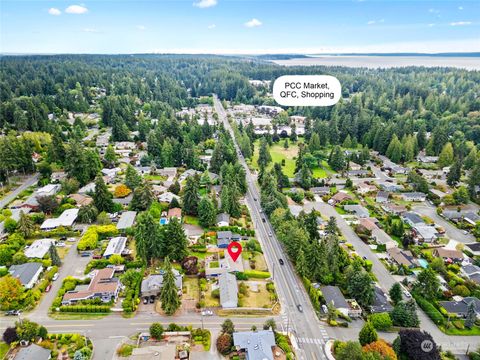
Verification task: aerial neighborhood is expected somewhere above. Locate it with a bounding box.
[0,53,479,360]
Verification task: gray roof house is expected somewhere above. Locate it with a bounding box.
[376,191,390,203]
[9,262,43,289]
[218,272,238,309]
[141,270,183,298]
[413,225,439,243]
[321,285,349,317]
[14,344,51,360]
[402,212,425,227]
[465,243,480,256]
[401,192,427,202]
[233,330,276,360]
[216,213,230,227]
[343,204,369,218]
[116,211,137,230]
[217,230,233,248]
[439,297,480,318]
[370,287,394,313]
[103,237,127,258]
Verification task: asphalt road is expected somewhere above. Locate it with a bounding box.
[0,173,39,209]
[214,95,329,360]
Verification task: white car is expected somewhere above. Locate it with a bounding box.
[403,290,411,298]
[52,273,59,281]
[67,237,76,242]
[201,310,213,316]
[56,242,66,247]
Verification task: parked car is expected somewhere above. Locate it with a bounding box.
[201,310,214,316]
[149,295,155,304]
[67,237,76,242]
[403,290,411,298]
[262,218,266,223]
[143,297,149,304]
[45,284,52,292]
[279,259,284,265]
[52,273,59,281]
[80,251,91,257]
[5,310,21,316]
[60,236,67,241]
[297,304,303,313]
[56,242,66,247]
[92,254,102,260]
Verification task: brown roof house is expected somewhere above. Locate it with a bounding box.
[432,248,464,263]
[62,268,120,305]
[328,192,352,206]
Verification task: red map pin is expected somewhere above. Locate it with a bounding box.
[227,241,242,262]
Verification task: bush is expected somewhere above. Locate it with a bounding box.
[211,289,220,299]
[216,333,232,355]
[149,323,164,339]
[413,295,445,326]
[369,312,393,331]
[117,344,134,357]
[243,270,271,279]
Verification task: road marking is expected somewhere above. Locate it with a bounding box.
[46,324,94,328]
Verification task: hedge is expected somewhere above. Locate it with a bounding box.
[413,294,445,326]
[59,305,111,313]
[243,270,271,279]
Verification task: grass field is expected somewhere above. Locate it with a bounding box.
[183,277,200,301]
[0,342,9,359]
[205,284,220,307]
[238,281,272,308]
[251,140,335,179]
[184,215,200,226]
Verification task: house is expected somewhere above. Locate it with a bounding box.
[382,203,407,215]
[376,191,390,203]
[370,286,394,314]
[217,231,233,248]
[103,237,127,258]
[62,268,120,305]
[387,247,417,268]
[158,192,180,204]
[378,182,404,192]
[465,243,480,256]
[401,192,427,202]
[402,212,425,227]
[343,204,369,218]
[464,212,480,225]
[78,182,95,195]
[461,264,480,279]
[233,330,276,360]
[21,184,61,210]
[347,169,369,177]
[390,165,409,175]
[439,297,480,318]
[430,189,448,199]
[40,208,79,230]
[8,262,43,289]
[216,213,230,227]
[372,228,398,250]
[218,272,238,308]
[167,208,182,220]
[310,187,330,196]
[14,344,51,360]
[328,192,352,206]
[290,115,306,126]
[101,167,120,183]
[116,211,137,230]
[69,193,93,207]
[432,248,464,263]
[349,162,362,171]
[417,155,439,163]
[141,270,183,298]
[51,171,67,183]
[359,218,378,232]
[321,286,350,317]
[25,239,56,259]
[413,225,439,243]
[357,182,377,195]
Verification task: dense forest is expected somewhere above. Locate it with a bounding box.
[1,55,479,192]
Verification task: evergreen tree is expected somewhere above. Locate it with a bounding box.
[198,197,216,228]
[258,137,272,170]
[359,321,378,346]
[160,257,181,315]
[17,211,34,238]
[78,204,98,224]
[130,182,154,211]
[328,146,346,171]
[125,164,142,190]
[65,140,90,185]
[104,145,116,168]
[438,142,454,167]
[93,175,114,213]
[48,244,61,266]
[182,176,200,215]
[134,212,163,263]
[163,218,188,261]
[295,248,307,278]
[446,159,462,186]
[296,163,312,189]
[465,301,476,329]
[309,133,321,152]
[386,135,403,163]
[389,283,403,305]
[414,268,439,301]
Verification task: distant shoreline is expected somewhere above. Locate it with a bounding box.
[271,55,480,70]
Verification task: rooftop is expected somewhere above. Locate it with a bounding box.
[8,262,43,287]
[233,330,276,360]
[116,211,137,230]
[25,238,55,258]
[103,237,127,258]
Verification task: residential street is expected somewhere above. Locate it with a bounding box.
[413,203,477,244]
[0,173,39,209]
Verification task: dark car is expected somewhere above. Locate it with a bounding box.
[80,251,91,257]
[262,218,266,223]
[149,295,155,304]
[143,297,148,304]
[279,259,284,265]
[297,304,303,313]
[92,254,102,260]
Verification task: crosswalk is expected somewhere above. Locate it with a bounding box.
[297,337,325,345]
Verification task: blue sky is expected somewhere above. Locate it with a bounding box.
[1,0,479,54]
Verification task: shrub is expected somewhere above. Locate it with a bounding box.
[243,270,271,279]
[369,313,393,331]
[211,289,220,299]
[149,323,164,339]
[117,344,134,357]
[413,295,445,326]
[216,333,232,355]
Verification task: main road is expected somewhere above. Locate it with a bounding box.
[214,95,329,360]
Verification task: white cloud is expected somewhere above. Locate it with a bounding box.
[367,19,384,25]
[207,24,216,29]
[458,6,463,10]
[193,0,217,8]
[367,20,375,25]
[244,18,262,28]
[83,28,98,33]
[137,25,146,31]
[48,8,61,16]
[428,23,435,27]
[428,8,440,14]
[65,5,88,14]
[450,21,471,26]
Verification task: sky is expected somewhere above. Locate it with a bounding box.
[1,0,479,54]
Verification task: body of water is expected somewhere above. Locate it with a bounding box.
[271,56,480,70]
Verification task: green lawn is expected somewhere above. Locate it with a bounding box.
[184,215,200,226]
[183,277,200,301]
[49,312,110,320]
[443,324,480,335]
[144,174,167,181]
[0,342,9,359]
[251,140,335,179]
